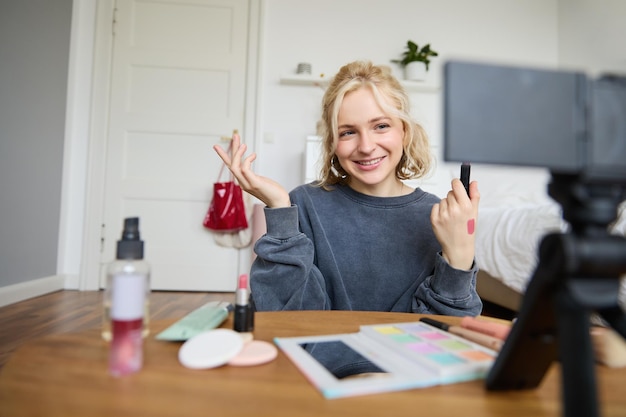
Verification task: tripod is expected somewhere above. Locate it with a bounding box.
[485,173,626,417]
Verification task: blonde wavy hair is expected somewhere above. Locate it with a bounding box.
[317,60,433,188]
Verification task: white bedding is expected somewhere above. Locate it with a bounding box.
[475,201,626,308]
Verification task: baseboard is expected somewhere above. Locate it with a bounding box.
[63,273,80,290]
[0,275,66,308]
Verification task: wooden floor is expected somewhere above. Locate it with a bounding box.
[0,290,235,370]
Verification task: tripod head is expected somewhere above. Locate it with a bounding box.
[549,174,626,236]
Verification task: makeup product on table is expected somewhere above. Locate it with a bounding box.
[420,318,503,352]
[107,217,150,376]
[103,217,151,342]
[178,329,278,370]
[234,274,254,339]
[275,320,497,398]
[156,301,234,341]
[178,329,244,370]
[460,316,511,341]
[228,340,278,367]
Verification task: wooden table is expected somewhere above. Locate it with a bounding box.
[0,311,625,417]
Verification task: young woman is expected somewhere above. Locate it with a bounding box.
[215,61,482,316]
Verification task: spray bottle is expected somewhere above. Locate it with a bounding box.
[104,217,151,376]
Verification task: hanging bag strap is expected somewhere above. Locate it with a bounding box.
[216,140,234,183]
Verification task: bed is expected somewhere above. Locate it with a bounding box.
[475,198,626,312]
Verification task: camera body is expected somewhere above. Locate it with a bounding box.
[443,60,626,183]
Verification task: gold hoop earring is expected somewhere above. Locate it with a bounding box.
[331,156,347,179]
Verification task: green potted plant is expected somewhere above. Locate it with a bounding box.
[391,40,438,81]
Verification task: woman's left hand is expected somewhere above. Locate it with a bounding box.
[430,179,480,270]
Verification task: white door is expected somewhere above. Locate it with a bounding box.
[100,0,250,291]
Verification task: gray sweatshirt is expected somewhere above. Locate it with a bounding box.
[250,183,482,316]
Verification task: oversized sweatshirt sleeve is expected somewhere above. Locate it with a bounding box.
[250,206,331,311]
[412,253,483,316]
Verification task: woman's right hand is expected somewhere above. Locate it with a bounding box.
[213,132,291,208]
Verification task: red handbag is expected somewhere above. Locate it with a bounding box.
[203,144,248,232]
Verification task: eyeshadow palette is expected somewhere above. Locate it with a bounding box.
[360,322,495,382]
[275,320,496,399]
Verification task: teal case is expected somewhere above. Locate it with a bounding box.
[155,301,232,341]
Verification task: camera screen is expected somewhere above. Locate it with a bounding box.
[589,78,626,179]
[443,61,587,173]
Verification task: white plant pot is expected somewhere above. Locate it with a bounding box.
[404,61,427,81]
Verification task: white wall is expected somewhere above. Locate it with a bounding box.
[255,0,560,205]
[558,0,626,76]
[0,0,71,291]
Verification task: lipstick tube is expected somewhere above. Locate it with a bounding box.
[234,274,254,333]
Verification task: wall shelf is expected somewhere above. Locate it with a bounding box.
[279,75,439,93]
[399,80,440,93]
[280,75,329,87]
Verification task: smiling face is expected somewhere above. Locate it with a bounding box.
[334,87,406,197]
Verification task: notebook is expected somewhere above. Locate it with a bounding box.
[274,320,496,399]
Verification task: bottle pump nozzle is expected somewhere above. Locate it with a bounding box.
[116,217,144,260]
[122,217,140,240]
